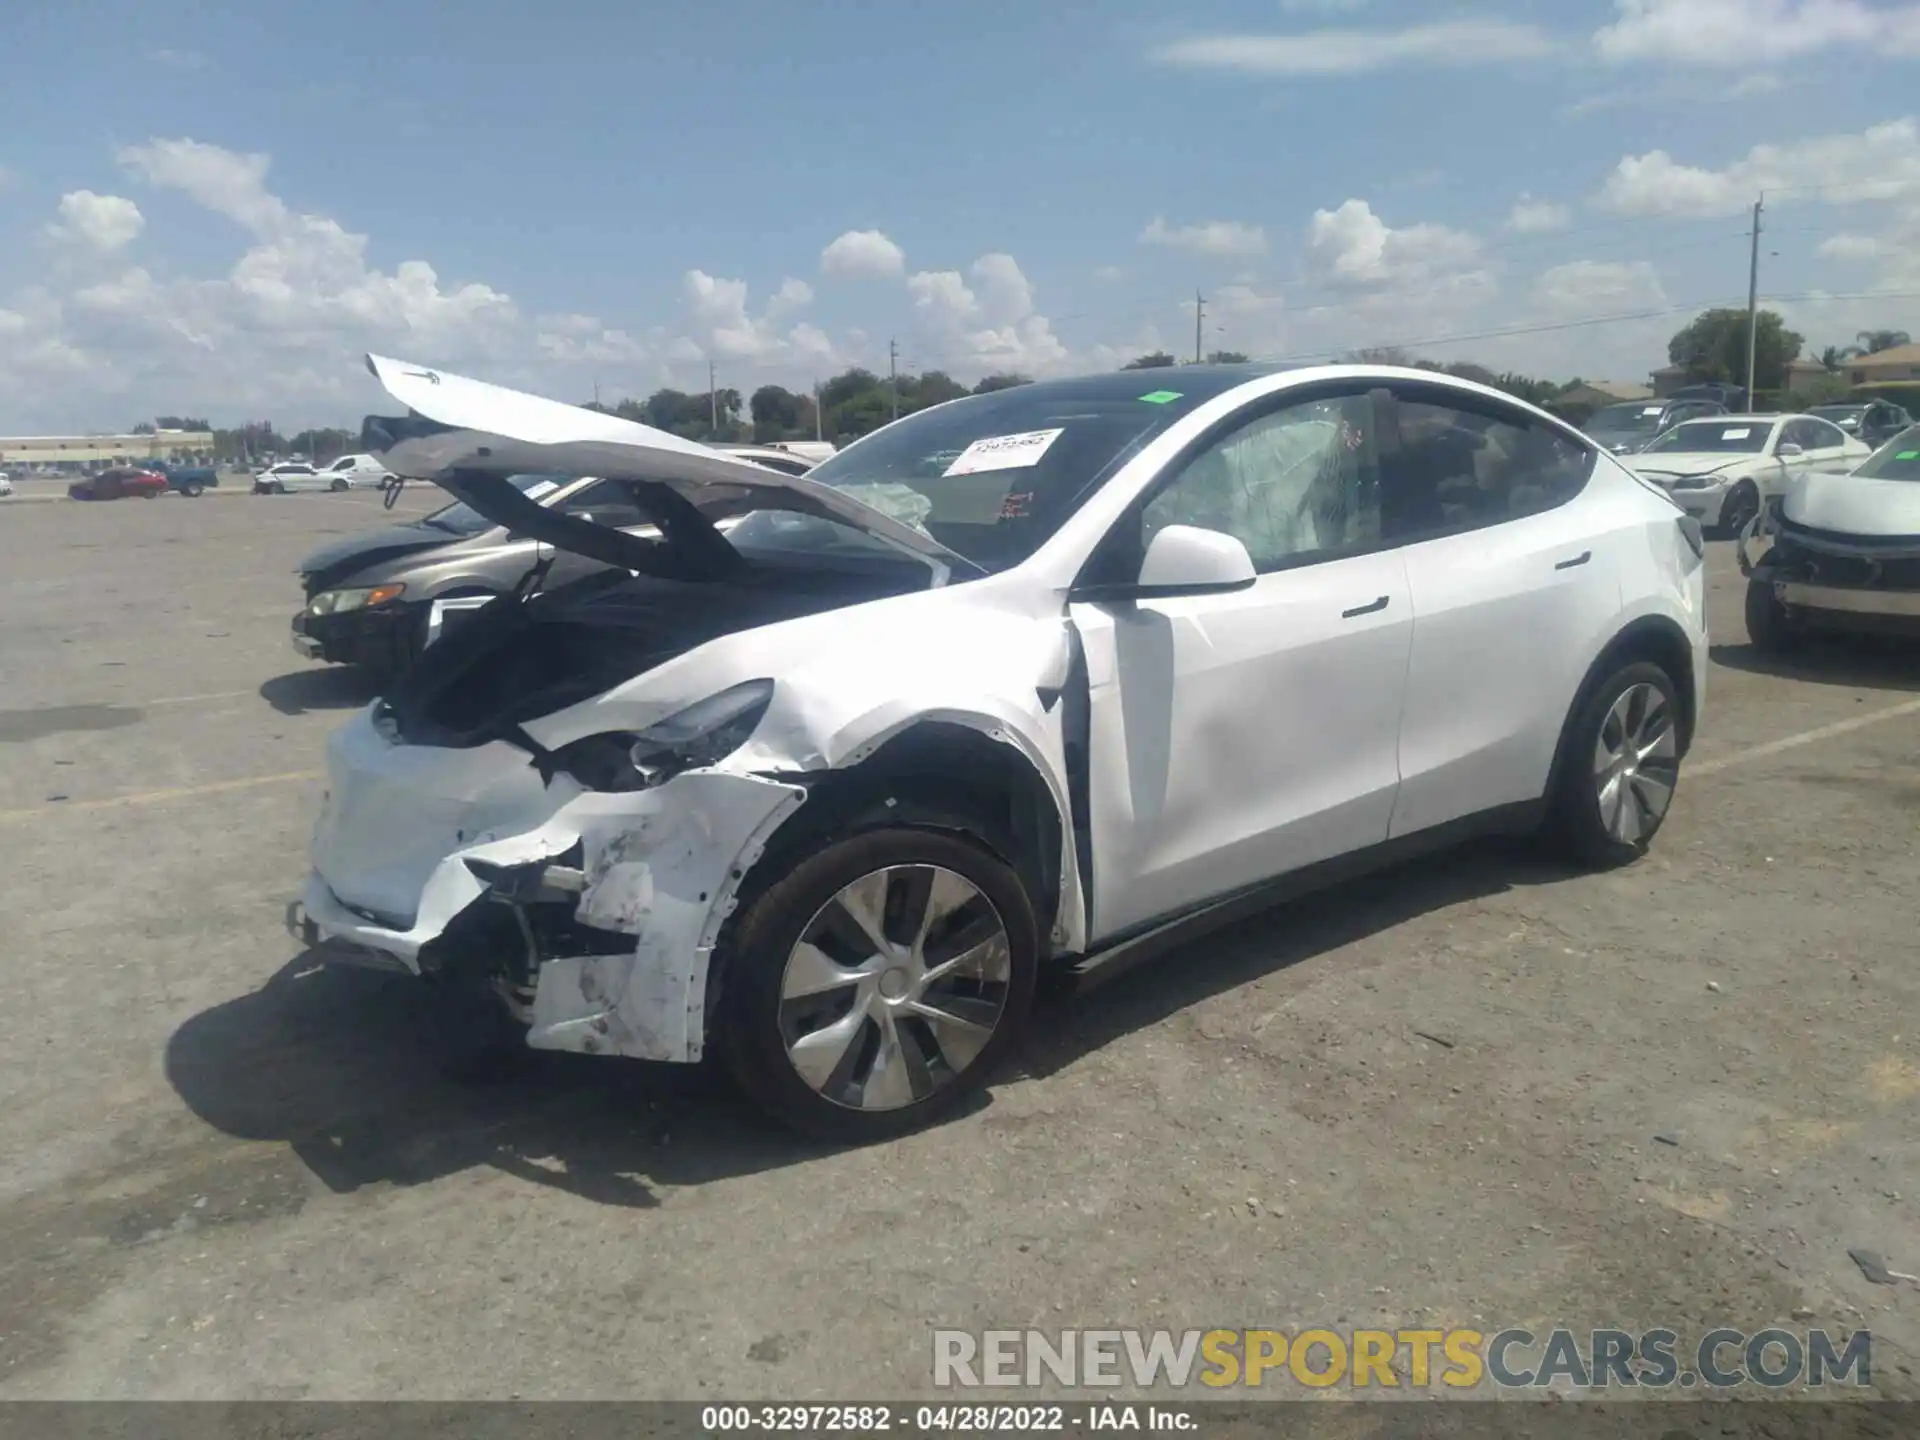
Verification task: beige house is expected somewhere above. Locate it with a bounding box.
[1557,380,1652,409]
[1845,342,1920,385]
[0,430,214,469]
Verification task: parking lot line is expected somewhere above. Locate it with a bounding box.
[1688,695,1920,778]
[0,769,321,825]
[4,691,1917,832]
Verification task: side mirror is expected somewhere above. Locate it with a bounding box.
[1131,524,1258,597]
[1777,442,1804,458]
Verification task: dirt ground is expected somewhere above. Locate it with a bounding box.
[2,486,1916,1402]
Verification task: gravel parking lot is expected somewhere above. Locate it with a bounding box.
[2,488,1917,1401]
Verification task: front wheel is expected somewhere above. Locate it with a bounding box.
[719,827,1038,1142]
[1745,578,1799,654]
[330,478,349,492]
[1546,661,1682,868]
[1718,479,1760,536]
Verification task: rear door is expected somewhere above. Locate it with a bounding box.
[1381,384,1623,838]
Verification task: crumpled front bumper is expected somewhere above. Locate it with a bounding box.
[300,708,805,1062]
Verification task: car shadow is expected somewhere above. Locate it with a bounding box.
[166,840,1567,1205]
[163,952,834,1207]
[1018,839,1572,1080]
[1710,639,1920,693]
[258,667,380,715]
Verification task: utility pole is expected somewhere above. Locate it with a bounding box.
[1744,193,1764,409]
[889,337,900,421]
[708,359,718,434]
[813,379,823,443]
[1194,290,1205,364]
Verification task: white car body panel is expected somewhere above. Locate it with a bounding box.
[1783,470,1920,537]
[300,356,1707,1066]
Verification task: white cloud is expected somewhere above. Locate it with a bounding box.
[1529,259,1669,316]
[148,47,210,69]
[0,165,18,190]
[46,191,145,251]
[1093,265,1125,282]
[1139,215,1268,256]
[1306,199,1481,285]
[819,228,906,278]
[1153,19,1557,76]
[1597,118,1920,215]
[1507,196,1571,233]
[904,252,1070,375]
[683,268,831,365]
[1818,232,1888,261]
[1594,0,1920,66]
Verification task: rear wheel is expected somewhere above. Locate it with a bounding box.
[330,478,349,492]
[1745,578,1799,654]
[719,827,1038,1142]
[1546,661,1682,868]
[180,481,204,498]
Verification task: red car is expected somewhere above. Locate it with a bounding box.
[68,466,169,501]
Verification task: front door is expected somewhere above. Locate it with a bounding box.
[1069,387,1413,943]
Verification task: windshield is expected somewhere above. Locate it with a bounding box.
[1587,403,1667,434]
[1809,406,1866,424]
[1643,420,1772,455]
[1852,425,1920,482]
[424,473,564,533]
[724,373,1256,572]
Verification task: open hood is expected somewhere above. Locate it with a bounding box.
[358,354,968,581]
[1783,469,1920,539]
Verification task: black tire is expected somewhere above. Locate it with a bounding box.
[1546,660,1683,869]
[330,478,349,492]
[180,481,204,498]
[1745,577,1798,653]
[1718,479,1759,536]
[718,826,1039,1143]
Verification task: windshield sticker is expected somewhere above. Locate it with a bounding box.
[1642,407,1664,415]
[1898,450,1920,461]
[1139,390,1183,405]
[1721,428,1752,439]
[998,491,1034,520]
[942,428,1065,477]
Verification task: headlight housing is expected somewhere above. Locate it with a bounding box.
[309,583,405,615]
[548,679,776,793]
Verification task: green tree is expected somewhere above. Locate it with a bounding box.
[1857,329,1911,355]
[1667,308,1803,391]
[750,384,806,441]
[1122,352,1177,369]
[155,415,211,431]
[973,373,1031,394]
[1206,350,1250,364]
[1337,346,1417,365]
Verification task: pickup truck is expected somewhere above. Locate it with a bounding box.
[146,460,221,496]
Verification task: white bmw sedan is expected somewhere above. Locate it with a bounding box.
[295,353,1708,1141]
[1624,413,1871,534]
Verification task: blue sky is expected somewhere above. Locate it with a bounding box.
[3,0,1918,430]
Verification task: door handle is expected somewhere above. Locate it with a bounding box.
[1554,551,1592,570]
[1341,595,1390,618]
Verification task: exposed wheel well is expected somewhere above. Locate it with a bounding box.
[705,721,1068,1036]
[1544,616,1697,803]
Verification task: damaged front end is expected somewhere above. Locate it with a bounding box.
[299,686,809,1063]
[1740,499,1920,634]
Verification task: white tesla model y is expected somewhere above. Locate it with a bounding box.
[295,354,1708,1140]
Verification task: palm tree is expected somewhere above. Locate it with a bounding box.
[1856,329,1912,355]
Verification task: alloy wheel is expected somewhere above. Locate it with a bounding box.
[1721,482,1758,535]
[1592,682,1679,845]
[777,864,1012,1112]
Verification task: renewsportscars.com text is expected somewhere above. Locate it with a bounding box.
[932,1327,1874,1391]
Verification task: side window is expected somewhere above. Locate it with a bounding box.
[1781,420,1816,450]
[1384,393,1594,542]
[1810,419,1845,449]
[559,480,647,529]
[1141,392,1380,573]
